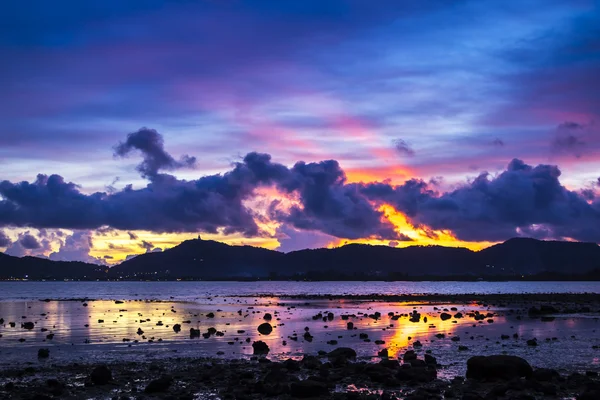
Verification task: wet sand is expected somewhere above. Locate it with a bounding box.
[0,293,599,399]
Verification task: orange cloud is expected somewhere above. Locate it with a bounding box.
[328,204,494,250]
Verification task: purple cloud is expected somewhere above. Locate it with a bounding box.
[114,128,196,180]
[0,230,11,247]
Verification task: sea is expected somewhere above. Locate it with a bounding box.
[0,280,599,301]
[0,281,598,377]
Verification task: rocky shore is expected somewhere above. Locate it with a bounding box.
[1,293,599,399]
[1,349,599,399]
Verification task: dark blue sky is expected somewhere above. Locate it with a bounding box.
[1,1,599,263]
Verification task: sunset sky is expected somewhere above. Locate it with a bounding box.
[1,1,599,264]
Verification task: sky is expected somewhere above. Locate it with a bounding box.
[1,0,599,264]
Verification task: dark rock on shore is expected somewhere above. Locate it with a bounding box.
[253,340,270,355]
[327,347,357,360]
[144,375,173,393]
[258,322,273,335]
[466,355,532,380]
[90,365,112,385]
[22,322,34,330]
[37,348,49,359]
[290,380,329,398]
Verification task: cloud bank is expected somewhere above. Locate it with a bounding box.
[1,129,600,244]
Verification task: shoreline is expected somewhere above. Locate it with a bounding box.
[2,292,599,304]
[1,293,599,398]
[1,352,599,399]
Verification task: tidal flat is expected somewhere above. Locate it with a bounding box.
[0,293,599,399]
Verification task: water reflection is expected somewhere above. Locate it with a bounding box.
[0,298,598,376]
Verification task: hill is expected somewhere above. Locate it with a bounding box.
[2,237,600,280]
[0,252,106,280]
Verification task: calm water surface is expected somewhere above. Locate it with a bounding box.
[0,281,599,377]
[0,281,598,301]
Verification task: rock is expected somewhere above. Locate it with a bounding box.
[454,312,463,318]
[440,313,452,321]
[46,379,65,396]
[190,328,200,338]
[527,338,538,346]
[424,354,437,365]
[90,365,112,385]
[466,355,533,380]
[397,364,437,382]
[258,323,273,335]
[578,390,600,400]
[378,348,389,357]
[144,375,173,393]
[37,348,50,359]
[283,358,301,371]
[347,322,354,330]
[264,313,272,320]
[403,350,417,361]
[528,305,559,316]
[301,355,322,369]
[290,380,328,398]
[172,324,181,333]
[252,340,270,355]
[532,368,560,382]
[327,347,357,360]
[379,359,399,369]
[206,312,215,318]
[22,322,34,330]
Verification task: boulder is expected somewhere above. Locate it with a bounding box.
[144,375,173,393]
[258,323,273,335]
[290,380,328,398]
[22,322,34,330]
[37,348,50,359]
[264,313,272,320]
[440,313,452,321]
[397,364,437,382]
[90,365,112,385]
[46,378,65,396]
[466,355,533,380]
[532,368,560,382]
[327,347,357,360]
[172,324,181,333]
[252,340,270,355]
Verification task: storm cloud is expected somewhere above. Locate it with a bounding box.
[360,159,600,242]
[114,128,196,179]
[1,130,600,243]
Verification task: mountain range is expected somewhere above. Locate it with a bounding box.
[1,237,600,280]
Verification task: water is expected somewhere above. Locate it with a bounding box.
[0,280,598,301]
[0,281,599,377]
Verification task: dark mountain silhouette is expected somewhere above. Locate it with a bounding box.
[476,237,600,275]
[2,237,600,280]
[110,239,284,279]
[0,252,106,280]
